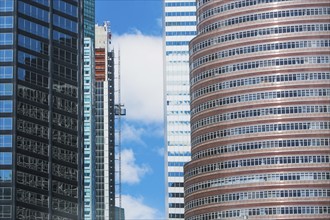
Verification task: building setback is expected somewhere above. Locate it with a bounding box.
[95,22,116,220]
[185,0,330,219]
[0,0,84,219]
[163,0,197,219]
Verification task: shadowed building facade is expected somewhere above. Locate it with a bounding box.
[185,0,330,219]
[0,0,84,219]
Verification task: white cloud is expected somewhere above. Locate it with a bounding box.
[122,123,146,146]
[156,17,163,29]
[121,194,162,220]
[112,32,163,124]
[120,149,151,185]
[153,146,164,157]
[122,122,163,146]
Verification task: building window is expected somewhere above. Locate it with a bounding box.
[0,152,12,165]
[0,170,11,182]
[0,66,12,78]
[0,84,12,96]
[0,187,11,200]
[0,205,11,218]
[0,50,13,62]
[0,33,13,45]
[18,1,49,22]
[0,100,12,113]
[53,14,77,33]
[0,118,12,130]
[0,135,12,147]
[0,0,13,11]
[18,18,49,38]
[0,16,13,28]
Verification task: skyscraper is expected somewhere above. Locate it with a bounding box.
[83,0,96,219]
[185,0,330,219]
[83,37,96,220]
[0,0,84,219]
[163,0,196,219]
[95,22,116,220]
[84,0,95,40]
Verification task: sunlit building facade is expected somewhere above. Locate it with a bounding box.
[164,0,196,219]
[95,22,116,220]
[185,0,330,219]
[0,0,84,219]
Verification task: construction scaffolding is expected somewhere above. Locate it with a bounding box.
[114,49,126,212]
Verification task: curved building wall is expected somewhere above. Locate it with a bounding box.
[185,0,330,219]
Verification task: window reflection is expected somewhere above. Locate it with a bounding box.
[0,33,13,45]
[0,100,12,113]
[0,0,14,12]
[0,84,12,96]
[0,170,11,182]
[0,66,12,79]
[0,152,12,164]
[0,135,12,147]
[0,16,13,28]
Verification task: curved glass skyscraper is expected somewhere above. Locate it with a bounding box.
[185,0,330,219]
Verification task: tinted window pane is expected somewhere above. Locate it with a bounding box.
[0,33,13,45]
[0,0,13,12]
[18,1,49,22]
[0,118,12,130]
[0,100,12,113]
[0,170,11,182]
[0,152,11,164]
[0,66,12,78]
[18,18,49,38]
[53,14,77,32]
[0,16,13,28]
[0,84,12,96]
[0,50,13,62]
[53,0,77,17]
[0,135,11,147]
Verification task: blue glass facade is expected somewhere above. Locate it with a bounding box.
[0,0,84,219]
[84,0,95,40]
[0,0,14,218]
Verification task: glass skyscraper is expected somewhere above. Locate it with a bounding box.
[0,0,84,219]
[83,0,95,40]
[83,38,96,220]
[83,0,96,219]
[163,0,196,219]
[185,0,330,219]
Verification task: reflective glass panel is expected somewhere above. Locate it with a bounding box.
[0,135,11,147]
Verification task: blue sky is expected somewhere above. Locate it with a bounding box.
[96,1,165,219]
[96,0,162,36]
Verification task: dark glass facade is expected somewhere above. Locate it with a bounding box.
[0,0,83,219]
[83,0,95,219]
[83,0,94,40]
